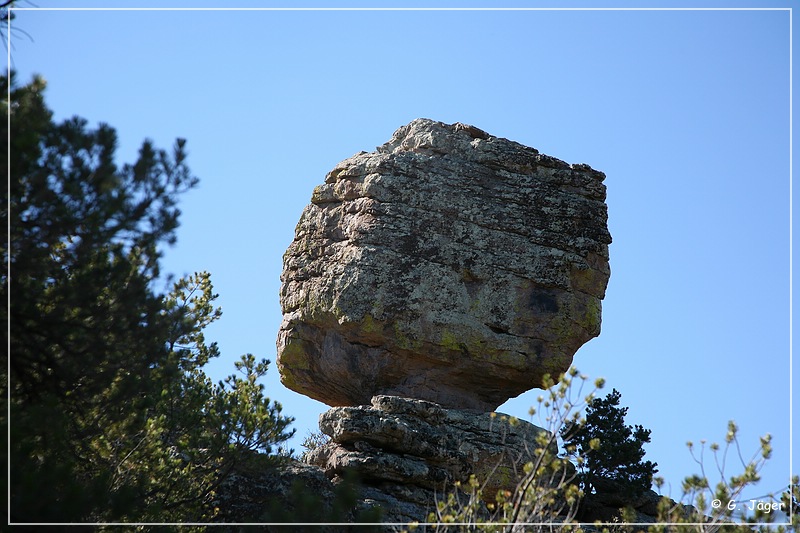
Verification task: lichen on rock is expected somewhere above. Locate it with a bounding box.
[305,395,557,522]
[277,118,611,411]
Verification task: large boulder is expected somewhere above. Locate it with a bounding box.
[277,118,611,410]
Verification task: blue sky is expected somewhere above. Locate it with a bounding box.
[8,0,796,515]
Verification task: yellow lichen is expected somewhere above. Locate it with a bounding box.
[279,339,312,371]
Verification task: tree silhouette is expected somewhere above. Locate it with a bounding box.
[5,72,294,523]
[562,388,658,504]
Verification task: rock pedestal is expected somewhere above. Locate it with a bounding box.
[217,119,682,529]
[277,118,611,411]
[305,395,555,523]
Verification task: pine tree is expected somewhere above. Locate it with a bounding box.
[561,388,658,504]
[5,72,294,524]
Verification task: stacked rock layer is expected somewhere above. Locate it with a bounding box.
[277,118,611,411]
[305,395,554,523]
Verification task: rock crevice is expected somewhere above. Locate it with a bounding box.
[305,395,554,523]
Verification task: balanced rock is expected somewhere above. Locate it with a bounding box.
[277,118,611,411]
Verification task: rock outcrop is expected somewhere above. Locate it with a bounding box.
[305,395,555,524]
[277,118,611,411]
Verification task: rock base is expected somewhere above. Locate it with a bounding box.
[213,398,683,528]
[305,395,554,522]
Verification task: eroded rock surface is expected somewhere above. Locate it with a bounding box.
[278,118,611,410]
[305,395,554,523]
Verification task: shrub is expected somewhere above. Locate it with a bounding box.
[404,368,604,532]
[412,374,789,533]
[651,422,780,533]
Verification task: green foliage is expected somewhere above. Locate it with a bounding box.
[781,476,800,530]
[262,470,383,530]
[561,388,657,504]
[416,368,602,532]
[1,1,26,47]
[650,422,779,533]
[6,72,294,523]
[420,373,791,533]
